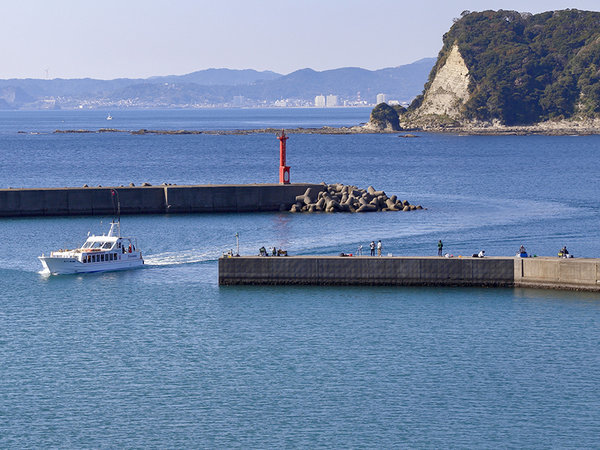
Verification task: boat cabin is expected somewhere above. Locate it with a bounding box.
[79,235,139,264]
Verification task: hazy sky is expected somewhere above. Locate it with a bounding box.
[3,0,600,79]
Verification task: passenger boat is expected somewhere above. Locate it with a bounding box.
[39,221,143,275]
[39,190,144,275]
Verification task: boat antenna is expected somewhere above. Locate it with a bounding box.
[111,189,121,236]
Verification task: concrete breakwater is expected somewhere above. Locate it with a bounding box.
[0,183,323,217]
[219,256,600,292]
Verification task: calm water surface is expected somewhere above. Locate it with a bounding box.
[1,109,599,447]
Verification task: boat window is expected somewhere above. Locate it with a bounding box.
[101,242,112,249]
[82,242,92,249]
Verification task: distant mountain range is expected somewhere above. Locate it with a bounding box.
[0,59,435,109]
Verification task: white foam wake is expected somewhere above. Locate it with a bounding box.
[143,249,218,266]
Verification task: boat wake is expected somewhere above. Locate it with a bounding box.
[143,249,218,267]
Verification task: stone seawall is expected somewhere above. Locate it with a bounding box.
[219,256,600,292]
[0,184,323,217]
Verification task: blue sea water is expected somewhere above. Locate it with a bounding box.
[1,109,600,447]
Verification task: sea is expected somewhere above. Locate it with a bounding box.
[1,108,600,448]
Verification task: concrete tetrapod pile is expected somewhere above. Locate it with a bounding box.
[290,183,423,213]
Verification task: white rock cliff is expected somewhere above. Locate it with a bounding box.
[417,44,471,118]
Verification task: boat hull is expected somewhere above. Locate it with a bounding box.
[39,254,144,275]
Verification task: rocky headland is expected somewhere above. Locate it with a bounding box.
[367,9,600,135]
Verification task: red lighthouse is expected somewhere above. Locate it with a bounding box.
[278,129,290,184]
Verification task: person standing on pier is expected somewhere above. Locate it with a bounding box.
[377,240,382,256]
[370,241,375,256]
[438,239,443,256]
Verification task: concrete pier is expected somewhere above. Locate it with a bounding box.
[515,257,600,291]
[0,183,323,217]
[219,256,600,292]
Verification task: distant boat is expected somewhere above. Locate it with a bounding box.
[106,113,113,120]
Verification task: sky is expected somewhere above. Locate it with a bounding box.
[2,0,600,80]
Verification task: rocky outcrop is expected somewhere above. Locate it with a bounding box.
[364,103,401,131]
[289,184,423,213]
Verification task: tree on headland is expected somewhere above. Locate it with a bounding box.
[370,103,401,130]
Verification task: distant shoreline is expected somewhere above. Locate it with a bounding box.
[18,124,600,136]
[21,127,378,136]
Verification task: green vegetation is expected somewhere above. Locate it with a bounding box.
[392,104,407,116]
[412,9,600,125]
[370,103,400,130]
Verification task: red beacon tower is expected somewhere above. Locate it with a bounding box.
[278,129,290,184]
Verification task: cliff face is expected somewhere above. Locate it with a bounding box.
[417,45,470,118]
[369,9,600,130]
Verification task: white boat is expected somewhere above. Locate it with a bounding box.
[106,113,112,120]
[39,221,143,275]
[39,189,143,275]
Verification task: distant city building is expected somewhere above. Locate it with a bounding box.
[314,95,326,107]
[326,94,338,107]
[388,100,400,106]
[232,96,245,107]
[377,93,387,104]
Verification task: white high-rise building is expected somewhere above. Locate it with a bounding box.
[377,93,387,104]
[326,94,338,107]
[314,95,326,107]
